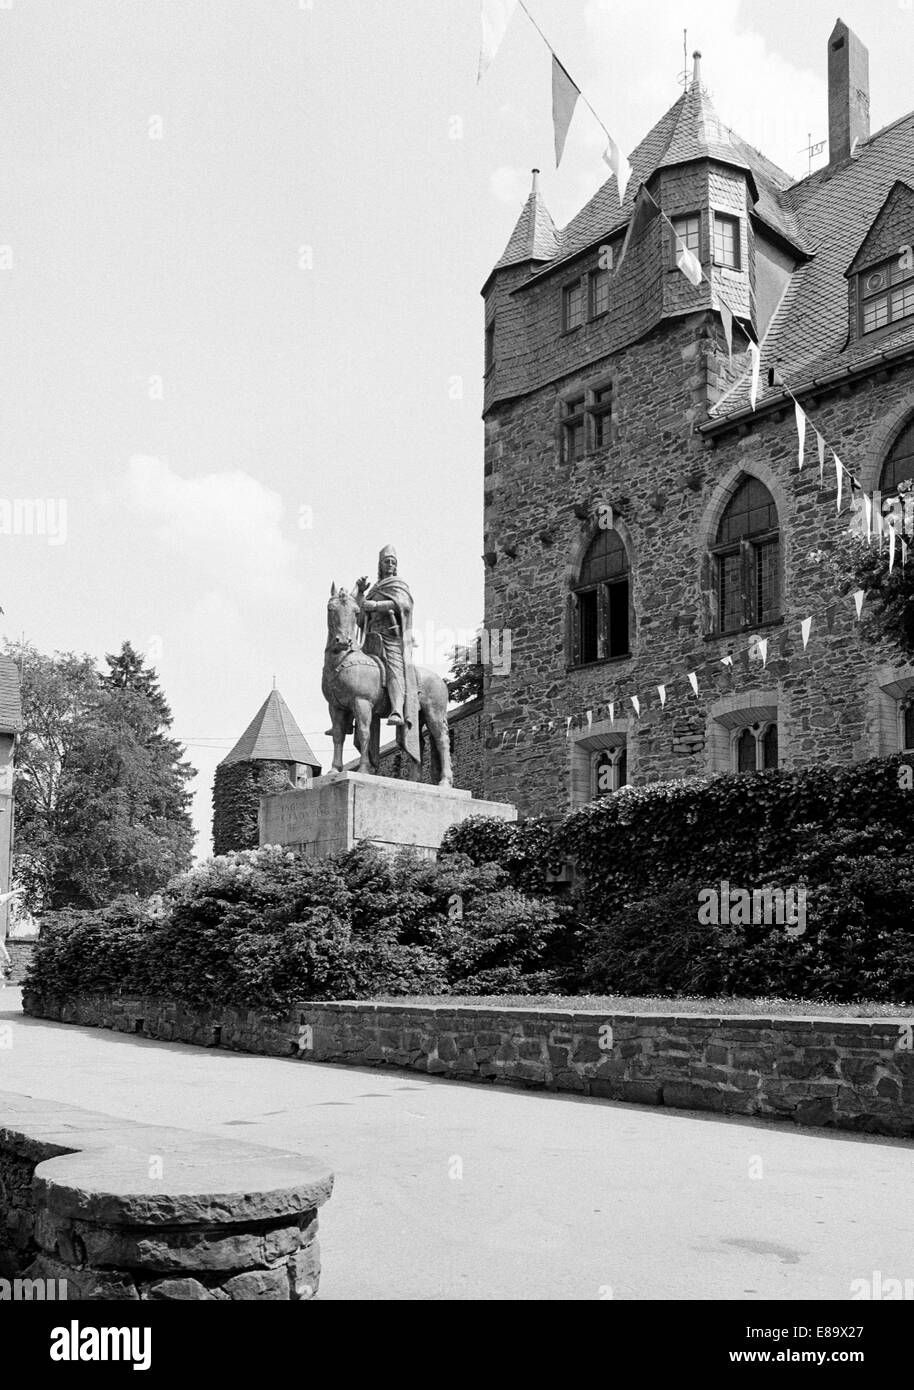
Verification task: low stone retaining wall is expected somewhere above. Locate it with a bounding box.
[23,991,914,1138]
[0,1091,333,1300]
[4,941,33,985]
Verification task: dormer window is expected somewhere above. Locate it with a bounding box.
[712,213,741,269]
[859,256,914,335]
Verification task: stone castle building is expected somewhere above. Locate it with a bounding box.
[212,687,320,853]
[478,19,914,819]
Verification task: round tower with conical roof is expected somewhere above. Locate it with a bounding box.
[212,688,321,854]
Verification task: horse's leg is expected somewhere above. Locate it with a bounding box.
[330,705,347,772]
[354,697,373,774]
[425,706,453,786]
[369,712,381,775]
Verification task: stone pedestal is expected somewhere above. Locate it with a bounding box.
[258,771,516,859]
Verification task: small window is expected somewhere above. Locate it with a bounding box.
[589,267,610,319]
[712,213,740,269]
[860,257,914,336]
[733,720,779,773]
[485,320,495,374]
[594,745,627,797]
[570,529,630,666]
[590,384,613,449]
[880,417,914,494]
[672,214,700,255]
[563,280,585,331]
[562,395,586,464]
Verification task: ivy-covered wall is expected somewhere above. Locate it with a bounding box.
[212,760,296,855]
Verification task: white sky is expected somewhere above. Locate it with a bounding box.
[0,0,910,857]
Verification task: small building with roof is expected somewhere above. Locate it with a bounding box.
[212,687,320,854]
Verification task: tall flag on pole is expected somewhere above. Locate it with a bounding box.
[674,234,702,287]
[795,401,806,470]
[552,56,580,166]
[602,136,632,204]
[749,342,761,410]
[478,0,518,82]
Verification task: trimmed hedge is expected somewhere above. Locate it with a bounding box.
[25,844,579,1010]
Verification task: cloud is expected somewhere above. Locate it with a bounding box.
[121,455,299,605]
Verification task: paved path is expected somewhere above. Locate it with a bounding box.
[1,988,911,1300]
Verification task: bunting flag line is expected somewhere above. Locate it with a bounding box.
[687,671,699,696]
[675,235,703,288]
[795,400,806,470]
[749,342,761,411]
[720,655,733,667]
[602,136,631,205]
[551,55,580,166]
[478,0,518,82]
[854,589,866,619]
[718,302,733,362]
[657,684,667,707]
[801,616,813,649]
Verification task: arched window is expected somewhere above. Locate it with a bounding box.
[879,417,914,495]
[569,529,630,666]
[711,476,780,634]
[593,745,628,797]
[734,720,778,772]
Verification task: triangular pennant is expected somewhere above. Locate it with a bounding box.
[749,342,761,411]
[608,701,615,726]
[801,616,813,649]
[565,716,572,739]
[853,589,865,619]
[478,0,518,82]
[602,136,631,205]
[758,637,768,668]
[586,708,593,729]
[864,493,873,542]
[617,185,662,269]
[817,431,826,483]
[795,400,806,470]
[687,671,699,696]
[675,235,702,287]
[630,695,640,717]
[889,521,897,575]
[657,684,667,708]
[719,302,733,362]
[835,454,844,513]
[551,56,580,167]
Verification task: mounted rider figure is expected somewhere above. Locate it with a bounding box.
[355,545,421,765]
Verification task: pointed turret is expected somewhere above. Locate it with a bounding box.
[493,169,560,273]
[220,687,320,772]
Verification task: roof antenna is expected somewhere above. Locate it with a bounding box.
[678,29,689,90]
[798,131,826,176]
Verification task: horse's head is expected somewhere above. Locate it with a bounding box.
[326,582,361,654]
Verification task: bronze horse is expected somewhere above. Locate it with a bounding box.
[322,586,453,785]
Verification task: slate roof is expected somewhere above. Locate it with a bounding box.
[0,656,23,734]
[220,688,320,771]
[711,110,914,418]
[494,172,560,270]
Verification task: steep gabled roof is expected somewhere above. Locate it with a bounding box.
[711,112,914,419]
[220,688,320,772]
[493,170,560,271]
[0,656,22,734]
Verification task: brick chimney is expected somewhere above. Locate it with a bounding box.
[827,19,870,165]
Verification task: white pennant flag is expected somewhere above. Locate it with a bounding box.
[795,401,806,470]
[657,684,667,707]
[719,302,733,362]
[687,671,699,696]
[552,56,580,167]
[835,454,843,513]
[758,637,768,668]
[817,431,826,483]
[586,708,593,729]
[854,589,866,619]
[602,136,631,204]
[478,0,518,82]
[675,235,702,287]
[565,716,572,739]
[720,655,733,668]
[630,695,640,717]
[864,492,873,542]
[608,701,614,726]
[889,521,897,574]
[749,342,761,410]
[801,616,813,649]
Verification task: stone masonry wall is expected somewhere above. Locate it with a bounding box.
[0,1090,332,1300]
[371,698,486,798]
[23,992,914,1139]
[4,941,33,985]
